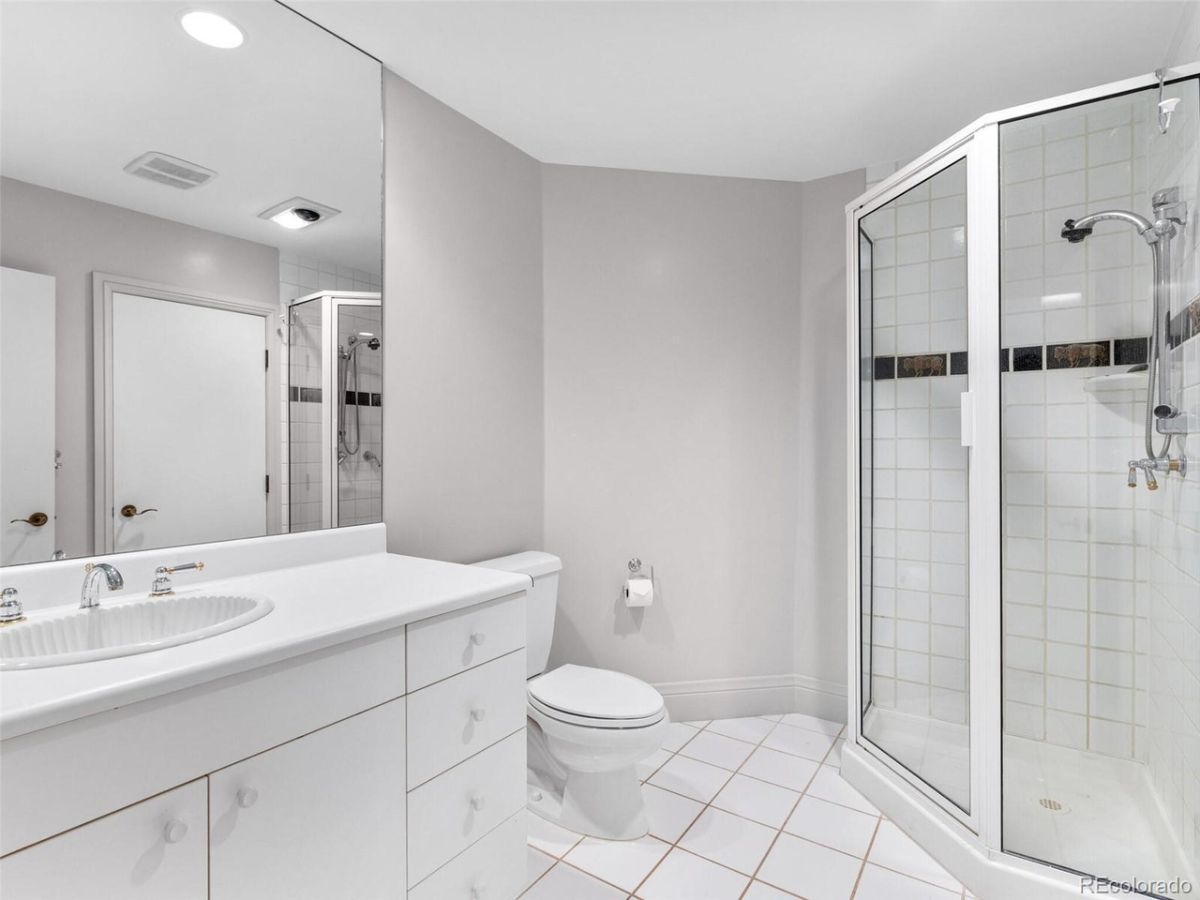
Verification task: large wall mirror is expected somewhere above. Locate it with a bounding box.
[0,1,383,565]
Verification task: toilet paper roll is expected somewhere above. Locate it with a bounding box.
[625,576,654,608]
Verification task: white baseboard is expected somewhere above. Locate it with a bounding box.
[655,673,847,723]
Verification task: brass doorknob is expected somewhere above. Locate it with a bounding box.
[119,504,159,518]
[9,512,48,527]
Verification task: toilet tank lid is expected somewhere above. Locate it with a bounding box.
[472,551,562,579]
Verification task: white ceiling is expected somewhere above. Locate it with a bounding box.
[1,1,382,274]
[294,0,1189,183]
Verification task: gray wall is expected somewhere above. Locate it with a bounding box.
[793,169,866,712]
[542,164,808,702]
[381,73,544,562]
[0,176,280,558]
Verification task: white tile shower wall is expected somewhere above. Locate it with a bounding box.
[279,255,382,532]
[999,93,1153,761]
[863,160,969,728]
[999,84,1200,788]
[335,306,382,528]
[1142,77,1200,870]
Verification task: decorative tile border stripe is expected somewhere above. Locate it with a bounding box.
[1169,293,1200,349]
[289,386,322,403]
[287,386,381,406]
[868,336,1152,380]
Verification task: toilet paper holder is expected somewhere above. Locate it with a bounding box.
[627,558,650,578]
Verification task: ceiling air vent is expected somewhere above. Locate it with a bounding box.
[123,152,217,190]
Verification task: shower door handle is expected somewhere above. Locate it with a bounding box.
[960,392,975,447]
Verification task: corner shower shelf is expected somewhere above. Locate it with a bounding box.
[1081,369,1148,394]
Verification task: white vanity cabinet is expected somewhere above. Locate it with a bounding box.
[0,586,530,900]
[404,594,529,897]
[210,697,407,900]
[0,780,208,900]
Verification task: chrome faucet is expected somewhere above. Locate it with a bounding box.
[0,588,25,626]
[80,563,124,609]
[150,561,204,597]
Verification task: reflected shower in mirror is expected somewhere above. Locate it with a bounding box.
[0,1,383,565]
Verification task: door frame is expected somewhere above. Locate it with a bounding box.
[843,128,1001,838]
[92,272,277,554]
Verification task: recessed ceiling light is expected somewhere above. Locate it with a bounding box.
[259,197,341,231]
[181,11,244,49]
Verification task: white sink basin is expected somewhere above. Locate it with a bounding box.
[0,593,274,670]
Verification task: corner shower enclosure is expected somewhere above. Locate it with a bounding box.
[847,67,1199,898]
[286,290,382,532]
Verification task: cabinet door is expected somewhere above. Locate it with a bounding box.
[209,697,406,900]
[0,779,206,900]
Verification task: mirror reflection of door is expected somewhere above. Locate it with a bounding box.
[105,289,267,554]
[0,267,57,564]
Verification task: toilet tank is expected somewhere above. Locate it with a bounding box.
[472,551,562,678]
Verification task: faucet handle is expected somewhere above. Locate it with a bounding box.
[0,588,25,625]
[151,562,204,597]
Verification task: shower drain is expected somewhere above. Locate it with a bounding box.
[1038,797,1066,812]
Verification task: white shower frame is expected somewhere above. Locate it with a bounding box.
[287,290,381,531]
[843,63,1200,899]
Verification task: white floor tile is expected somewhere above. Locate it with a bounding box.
[636,848,750,900]
[783,795,879,857]
[805,765,880,814]
[660,722,700,752]
[648,754,732,802]
[643,784,704,843]
[678,807,777,875]
[712,773,801,828]
[524,847,555,892]
[743,880,796,899]
[520,861,625,899]
[678,730,756,770]
[855,863,961,899]
[706,716,776,744]
[779,712,844,738]
[637,747,673,781]
[528,813,584,857]
[757,713,785,722]
[739,746,821,792]
[684,720,711,728]
[868,822,961,891]
[762,723,837,761]
[565,834,670,892]
[757,832,863,900]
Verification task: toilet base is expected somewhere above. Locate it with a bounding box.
[527,721,652,841]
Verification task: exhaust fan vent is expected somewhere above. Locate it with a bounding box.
[124,152,217,190]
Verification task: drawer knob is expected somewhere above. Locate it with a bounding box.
[469,631,486,646]
[470,707,486,722]
[163,819,188,844]
[236,787,259,809]
[471,880,488,899]
[469,793,486,812]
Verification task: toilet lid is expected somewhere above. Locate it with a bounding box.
[528,664,664,722]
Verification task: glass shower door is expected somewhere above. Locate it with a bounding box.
[857,155,973,815]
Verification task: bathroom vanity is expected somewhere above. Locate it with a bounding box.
[0,525,531,899]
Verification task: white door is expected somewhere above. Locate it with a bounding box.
[0,779,207,900]
[209,698,406,899]
[0,266,56,565]
[110,292,266,553]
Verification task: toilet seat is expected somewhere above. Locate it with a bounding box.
[528,664,666,729]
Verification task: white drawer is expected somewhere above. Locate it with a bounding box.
[407,593,526,691]
[408,811,527,900]
[407,730,526,886]
[408,649,527,787]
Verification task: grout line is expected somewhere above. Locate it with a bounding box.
[737,721,848,899]
[848,814,884,899]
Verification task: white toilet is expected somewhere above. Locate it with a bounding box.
[474,551,669,840]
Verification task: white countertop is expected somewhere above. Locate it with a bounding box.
[0,551,529,739]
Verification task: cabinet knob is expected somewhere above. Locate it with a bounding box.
[469,793,486,812]
[237,787,259,809]
[469,631,486,646]
[470,881,488,899]
[470,707,486,722]
[163,819,188,844]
